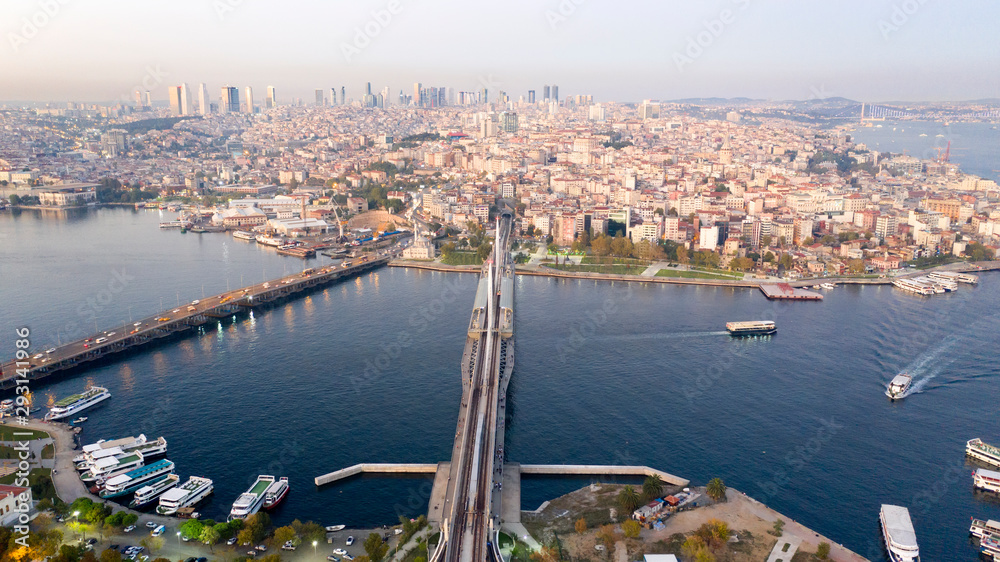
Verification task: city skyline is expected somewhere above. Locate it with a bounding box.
[2,0,999,103]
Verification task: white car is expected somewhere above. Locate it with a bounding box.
[124,525,136,533]
[332,549,347,556]
[192,300,200,305]
[345,536,354,546]
[145,521,157,528]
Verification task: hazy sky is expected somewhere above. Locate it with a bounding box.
[2,0,999,103]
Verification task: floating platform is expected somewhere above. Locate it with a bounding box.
[759,283,823,301]
[277,246,316,258]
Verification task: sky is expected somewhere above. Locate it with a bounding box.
[2,0,999,103]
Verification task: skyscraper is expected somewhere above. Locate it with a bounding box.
[168,86,182,115]
[413,83,421,107]
[315,89,325,106]
[221,86,239,113]
[500,112,518,133]
[266,86,277,109]
[552,85,559,102]
[244,86,254,113]
[481,88,488,105]
[179,83,191,116]
[331,88,337,105]
[134,90,143,108]
[198,83,210,115]
[543,85,550,101]
[366,82,372,96]
[527,90,536,104]
[143,91,152,108]
[341,87,345,105]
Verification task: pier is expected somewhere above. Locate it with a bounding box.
[0,255,392,389]
[759,283,824,300]
[314,463,439,486]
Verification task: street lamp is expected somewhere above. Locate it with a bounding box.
[312,540,317,555]
[176,531,181,545]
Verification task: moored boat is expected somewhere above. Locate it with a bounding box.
[325,525,346,532]
[74,435,145,464]
[974,468,1000,493]
[255,234,283,247]
[263,477,289,510]
[157,476,213,515]
[885,373,912,400]
[81,452,144,483]
[879,504,920,562]
[228,475,275,521]
[970,517,1000,539]
[233,231,256,241]
[130,474,180,509]
[967,438,1000,469]
[45,386,111,421]
[100,459,175,499]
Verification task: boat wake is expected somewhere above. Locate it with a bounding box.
[603,331,729,342]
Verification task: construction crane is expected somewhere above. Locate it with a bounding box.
[331,204,346,241]
[935,141,951,163]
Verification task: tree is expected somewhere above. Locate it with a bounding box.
[363,533,388,562]
[634,239,653,261]
[621,519,641,538]
[574,518,587,534]
[778,253,794,270]
[591,234,611,257]
[706,478,727,501]
[476,242,493,262]
[771,519,785,537]
[802,236,815,246]
[99,549,122,562]
[816,542,831,559]
[763,251,775,263]
[529,546,559,562]
[140,537,164,555]
[596,524,619,551]
[618,485,641,514]
[237,528,255,546]
[696,519,729,547]
[8,194,20,206]
[610,234,634,258]
[848,259,866,274]
[676,245,689,264]
[761,235,772,248]
[273,526,296,546]
[682,536,708,559]
[179,519,204,540]
[642,474,664,501]
[200,525,220,551]
[729,257,754,272]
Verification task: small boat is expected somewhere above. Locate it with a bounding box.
[325,525,346,532]
[73,417,88,423]
[886,373,912,400]
[233,231,256,241]
[820,283,835,290]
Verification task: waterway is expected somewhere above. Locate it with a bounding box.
[849,120,1000,183]
[1,207,998,560]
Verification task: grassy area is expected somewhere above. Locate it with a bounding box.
[0,427,49,441]
[656,269,743,280]
[581,256,652,266]
[691,266,743,277]
[440,251,483,266]
[543,263,648,275]
[0,467,56,501]
[41,443,53,459]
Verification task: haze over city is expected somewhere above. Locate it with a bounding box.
[3,0,1000,102]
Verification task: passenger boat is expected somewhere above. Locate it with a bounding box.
[885,373,912,400]
[974,468,1000,493]
[233,231,256,241]
[970,517,1000,539]
[81,452,144,483]
[263,477,289,510]
[45,386,111,421]
[74,435,146,463]
[928,270,978,284]
[100,459,175,499]
[967,438,1000,469]
[255,234,283,247]
[157,476,213,515]
[228,475,275,521]
[725,321,776,337]
[130,474,180,509]
[983,536,1000,559]
[879,504,920,562]
[892,278,936,296]
[75,436,166,471]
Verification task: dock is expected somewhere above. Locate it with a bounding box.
[0,255,391,389]
[314,463,440,486]
[759,283,823,301]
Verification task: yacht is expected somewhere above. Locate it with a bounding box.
[885,373,912,400]
[255,234,283,247]
[880,504,920,562]
[263,477,289,510]
[228,475,275,521]
[99,459,175,499]
[156,476,214,515]
[974,468,1000,493]
[44,386,111,421]
[725,321,777,337]
[970,518,1000,539]
[81,452,145,483]
[820,283,836,290]
[130,474,180,509]
[233,231,256,241]
[967,438,1000,469]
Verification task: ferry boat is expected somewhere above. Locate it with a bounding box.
[262,477,289,510]
[928,270,978,284]
[967,438,1000,469]
[233,231,256,241]
[74,435,146,463]
[879,504,920,562]
[81,451,144,483]
[157,476,213,516]
[982,536,1000,559]
[130,474,180,509]
[99,459,175,499]
[885,373,912,400]
[228,475,275,521]
[45,386,111,421]
[725,321,776,337]
[255,234,283,247]
[974,468,1000,493]
[75,436,166,471]
[970,517,1000,539]
[892,278,936,296]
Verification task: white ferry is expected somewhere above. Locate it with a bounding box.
[885,373,912,400]
[255,234,283,247]
[967,438,1000,469]
[45,386,111,421]
[970,518,1000,539]
[228,475,275,521]
[157,476,213,515]
[880,504,920,562]
[233,231,256,241]
[725,321,776,337]
[75,436,166,471]
[923,275,957,292]
[74,434,146,463]
[130,474,180,509]
[983,536,1000,559]
[263,477,289,510]
[974,468,1000,493]
[928,270,978,284]
[100,459,175,499]
[81,451,145,483]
